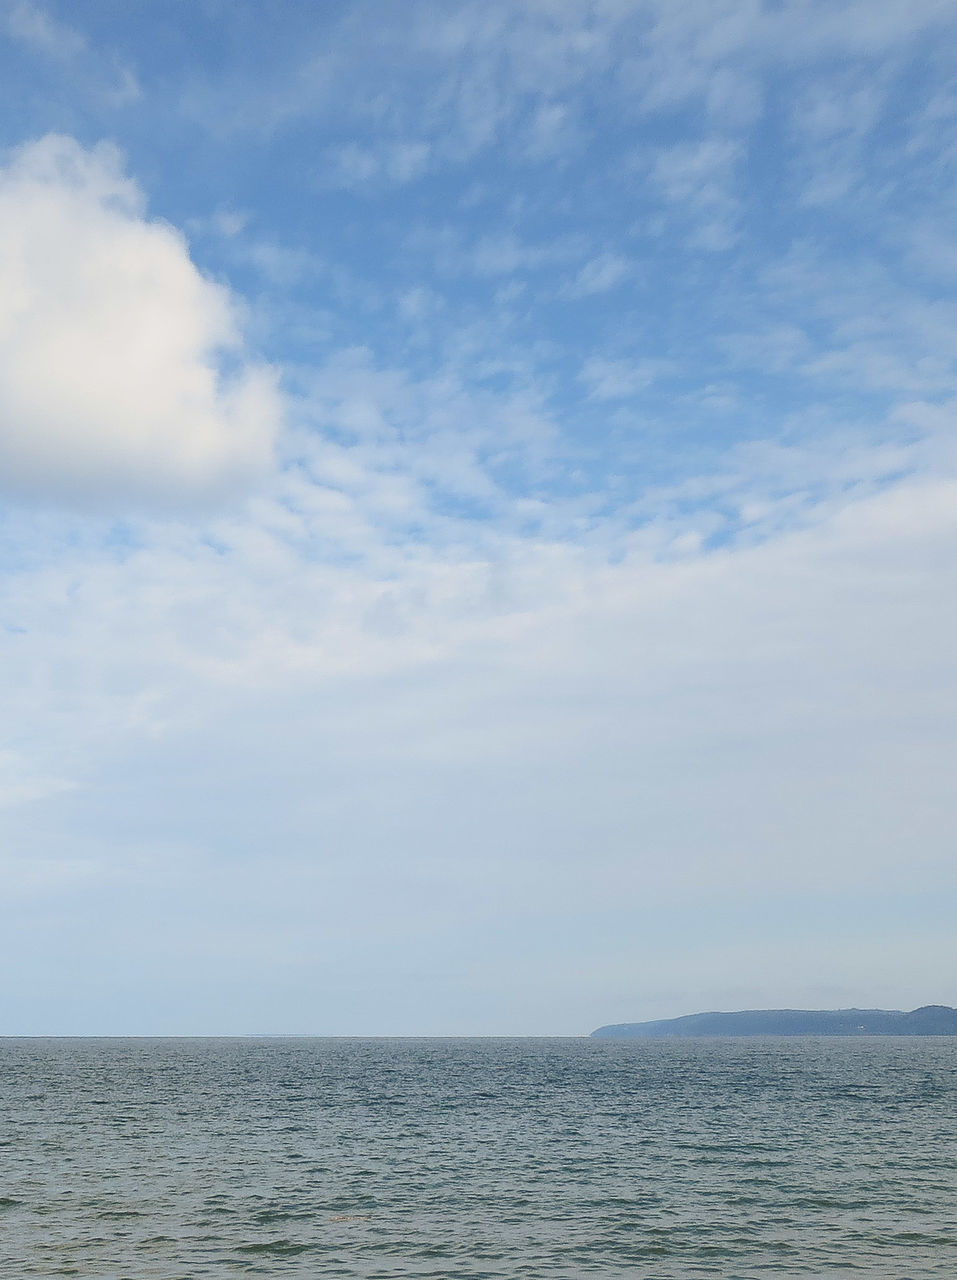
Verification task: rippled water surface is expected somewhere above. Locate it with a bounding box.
[1,1036,956,1278]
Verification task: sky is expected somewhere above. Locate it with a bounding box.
[1,0,957,1035]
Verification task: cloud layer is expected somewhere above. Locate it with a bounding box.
[1,3,957,1032]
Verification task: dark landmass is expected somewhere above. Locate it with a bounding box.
[591,1005,957,1037]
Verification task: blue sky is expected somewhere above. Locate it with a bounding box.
[1,0,957,1033]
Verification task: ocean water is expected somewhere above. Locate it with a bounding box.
[1,1037,956,1279]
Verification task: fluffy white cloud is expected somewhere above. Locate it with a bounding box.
[0,135,280,505]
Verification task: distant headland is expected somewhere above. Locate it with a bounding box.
[591,1005,957,1037]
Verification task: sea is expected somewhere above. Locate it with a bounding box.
[1,1036,956,1279]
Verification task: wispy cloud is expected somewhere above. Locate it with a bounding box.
[564,253,632,296]
[649,137,743,250]
[4,0,140,104]
[5,0,85,59]
[580,356,674,399]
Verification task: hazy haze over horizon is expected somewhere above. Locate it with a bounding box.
[1,0,956,1035]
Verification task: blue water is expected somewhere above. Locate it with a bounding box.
[1,1036,956,1277]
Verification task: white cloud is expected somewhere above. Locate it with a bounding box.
[327,143,380,186]
[187,208,249,240]
[5,3,140,105]
[565,252,631,296]
[388,140,431,182]
[468,231,579,276]
[3,440,957,1029]
[5,0,85,59]
[649,136,742,249]
[581,355,673,399]
[0,749,76,809]
[755,241,957,399]
[168,0,957,181]
[324,140,431,188]
[786,77,887,206]
[5,3,957,1030]
[523,101,582,158]
[0,135,281,506]
[626,0,955,118]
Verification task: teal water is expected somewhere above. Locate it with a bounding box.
[1,1037,956,1278]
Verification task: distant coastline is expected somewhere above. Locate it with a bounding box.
[591,1005,957,1037]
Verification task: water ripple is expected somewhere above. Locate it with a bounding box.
[1,1037,957,1277]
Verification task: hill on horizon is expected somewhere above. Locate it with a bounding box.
[591,1005,957,1037]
